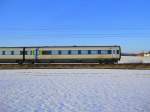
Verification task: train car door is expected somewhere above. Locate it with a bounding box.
[112,50,116,58]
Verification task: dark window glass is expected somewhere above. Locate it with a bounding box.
[48,51,52,55]
[68,50,71,55]
[20,51,23,55]
[88,50,91,54]
[2,51,5,55]
[25,51,28,55]
[78,50,81,54]
[58,50,61,55]
[20,51,27,55]
[42,51,48,55]
[42,50,52,55]
[117,50,120,54]
[108,50,112,54]
[98,50,101,54]
[11,51,14,55]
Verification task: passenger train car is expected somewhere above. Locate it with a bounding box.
[0,46,121,64]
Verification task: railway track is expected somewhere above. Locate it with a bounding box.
[0,63,150,69]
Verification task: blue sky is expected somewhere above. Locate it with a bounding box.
[0,0,150,52]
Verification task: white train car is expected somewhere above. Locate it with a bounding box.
[0,47,23,63]
[0,46,121,64]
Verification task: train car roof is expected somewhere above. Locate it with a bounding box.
[0,45,120,48]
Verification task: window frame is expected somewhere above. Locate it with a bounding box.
[11,51,14,55]
[42,50,52,55]
[2,51,5,55]
[108,50,112,54]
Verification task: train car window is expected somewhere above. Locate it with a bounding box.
[58,50,61,55]
[20,51,23,55]
[25,51,28,55]
[42,51,51,55]
[113,50,116,54]
[48,51,52,55]
[71,50,76,55]
[2,51,5,55]
[78,50,81,55]
[98,50,101,54]
[101,50,108,54]
[81,50,88,55]
[52,50,58,55]
[61,50,68,55]
[11,51,14,55]
[117,50,120,54]
[108,50,112,54]
[42,51,47,55]
[71,50,78,55]
[88,50,91,54]
[68,50,71,55]
[91,50,98,54]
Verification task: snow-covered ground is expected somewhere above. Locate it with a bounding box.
[0,69,150,112]
[119,56,150,63]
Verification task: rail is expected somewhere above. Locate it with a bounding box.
[0,63,150,70]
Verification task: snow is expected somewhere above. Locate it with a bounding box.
[0,69,150,112]
[119,56,150,63]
